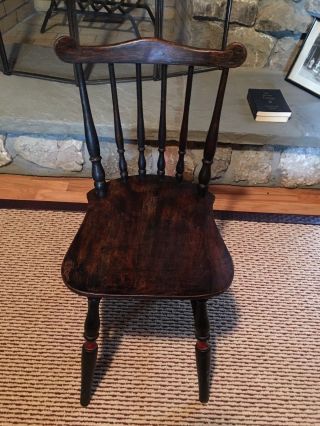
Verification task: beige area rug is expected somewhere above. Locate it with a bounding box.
[0,208,319,426]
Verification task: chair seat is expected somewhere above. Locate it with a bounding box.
[61,175,234,299]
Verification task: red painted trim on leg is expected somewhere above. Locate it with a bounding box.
[196,340,209,351]
[84,341,97,351]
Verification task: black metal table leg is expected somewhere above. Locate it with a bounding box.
[155,0,164,39]
[66,0,80,43]
[66,0,80,84]
[0,30,10,75]
[40,0,58,33]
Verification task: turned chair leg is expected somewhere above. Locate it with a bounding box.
[81,297,101,407]
[191,300,211,403]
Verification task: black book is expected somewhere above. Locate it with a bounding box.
[247,89,292,118]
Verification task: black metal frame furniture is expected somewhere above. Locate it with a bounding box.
[55,0,246,407]
[0,30,10,75]
[0,0,237,84]
[0,0,164,82]
[40,0,155,38]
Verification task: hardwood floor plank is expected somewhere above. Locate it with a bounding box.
[0,174,319,215]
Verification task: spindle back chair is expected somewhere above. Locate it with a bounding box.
[55,0,246,406]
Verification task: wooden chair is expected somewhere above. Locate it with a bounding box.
[54,2,246,406]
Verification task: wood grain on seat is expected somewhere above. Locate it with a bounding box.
[62,175,233,298]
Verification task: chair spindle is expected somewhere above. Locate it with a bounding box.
[109,63,128,181]
[176,66,194,181]
[136,64,146,177]
[75,63,107,197]
[198,0,233,195]
[198,69,229,195]
[157,64,168,176]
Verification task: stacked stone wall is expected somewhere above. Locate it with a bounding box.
[2,132,320,188]
[29,1,320,72]
[174,0,319,71]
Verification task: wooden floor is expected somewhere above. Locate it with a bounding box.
[0,174,319,215]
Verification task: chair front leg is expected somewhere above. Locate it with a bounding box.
[191,300,211,403]
[81,297,101,406]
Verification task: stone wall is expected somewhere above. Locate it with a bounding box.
[0,0,34,33]
[174,0,318,71]
[31,0,320,71]
[1,133,320,188]
[2,0,319,188]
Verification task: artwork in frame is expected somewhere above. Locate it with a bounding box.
[286,18,320,98]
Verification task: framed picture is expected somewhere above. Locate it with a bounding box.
[286,18,320,98]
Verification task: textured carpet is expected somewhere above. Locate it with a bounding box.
[0,208,319,425]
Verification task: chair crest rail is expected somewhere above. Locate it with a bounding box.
[55,36,247,68]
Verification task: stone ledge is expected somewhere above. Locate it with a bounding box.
[0,68,319,149]
[1,68,320,188]
[1,134,320,188]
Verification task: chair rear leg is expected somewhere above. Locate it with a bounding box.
[191,300,211,403]
[81,297,101,406]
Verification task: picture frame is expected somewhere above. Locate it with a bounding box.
[286,18,320,98]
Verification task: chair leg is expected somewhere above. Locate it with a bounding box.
[81,297,101,407]
[191,300,211,403]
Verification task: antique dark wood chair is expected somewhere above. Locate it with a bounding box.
[54,1,246,406]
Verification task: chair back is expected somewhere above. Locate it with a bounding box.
[55,1,246,197]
